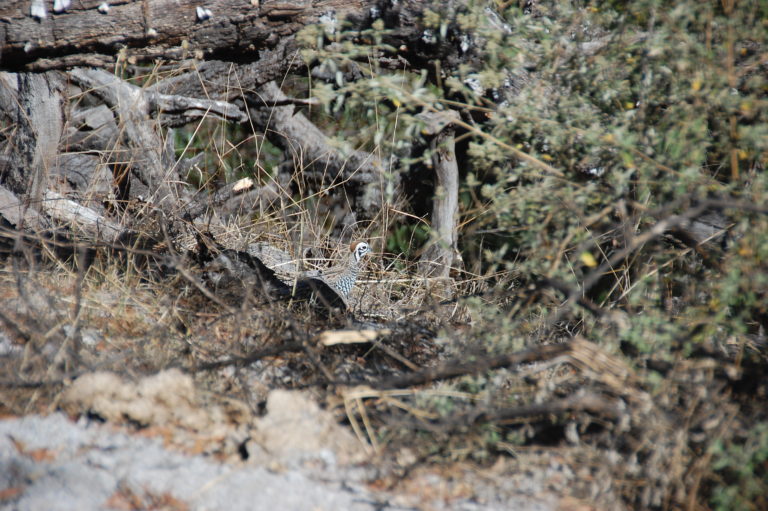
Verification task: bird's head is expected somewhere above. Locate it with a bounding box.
[350,241,371,263]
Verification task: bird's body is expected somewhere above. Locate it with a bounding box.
[282,241,371,312]
[319,241,371,298]
[198,237,371,314]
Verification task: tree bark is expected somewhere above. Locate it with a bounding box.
[418,112,461,281]
[0,0,377,72]
[4,72,63,205]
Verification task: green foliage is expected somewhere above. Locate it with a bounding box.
[709,422,768,511]
[386,222,429,261]
[295,0,767,506]
[173,120,279,187]
[298,21,443,174]
[296,0,768,335]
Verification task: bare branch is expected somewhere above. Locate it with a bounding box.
[0,185,50,231]
[41,190,123,242]
[69,68,180,211]
[148,91,247,127]
[249,81,384,185]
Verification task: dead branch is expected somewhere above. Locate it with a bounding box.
[2,0,444,74]
[2,0,314,71]
[148,90,247,128]
[68,68,181,211]
[41,190,123,242]
[370,342,572,390]
[0,184,51,231]
[247,81,385,193]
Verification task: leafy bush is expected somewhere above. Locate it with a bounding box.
[709,422,768,511]
[296,0,767,507]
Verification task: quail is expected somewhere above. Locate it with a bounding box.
[198,236,371,313]
[282,241,371,312]
[319,241,371,298]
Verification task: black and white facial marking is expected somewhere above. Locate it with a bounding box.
[351,242,371,263]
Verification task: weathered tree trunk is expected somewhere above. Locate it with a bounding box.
[417,111,462,283]
[69,68,182,211]
[5,72,63,203]
[418,127,460,280]
[1,0,382,72]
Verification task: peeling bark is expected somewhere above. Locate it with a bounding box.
[418,112,461,281]
[4,72,64,208]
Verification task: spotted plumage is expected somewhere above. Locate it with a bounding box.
[325,241,371,297]
[199,237,371,314]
